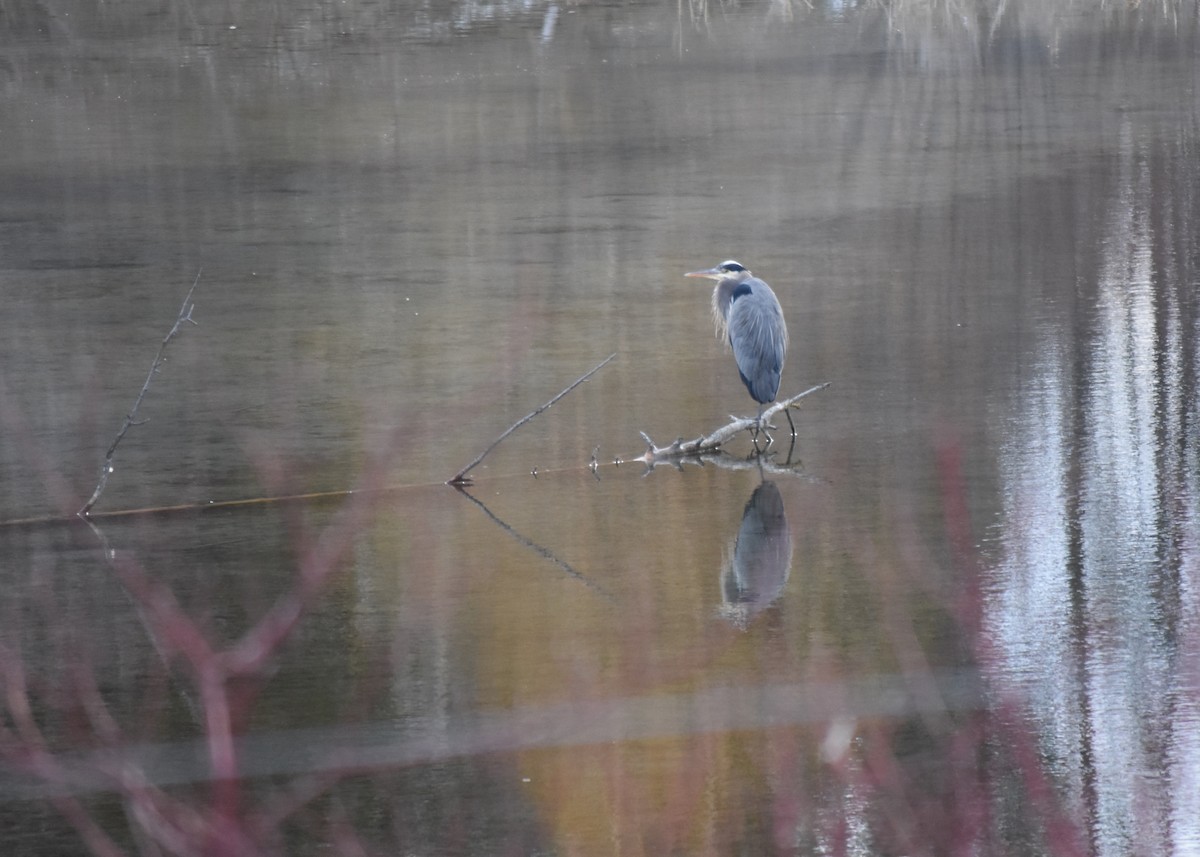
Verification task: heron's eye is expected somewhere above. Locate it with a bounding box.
[721,262,745,273]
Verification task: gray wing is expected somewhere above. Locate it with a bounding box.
[727,279,788,404]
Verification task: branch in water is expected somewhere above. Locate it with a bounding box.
[632,382,830,464]
[78,272,202,517]
[447,353,617,486]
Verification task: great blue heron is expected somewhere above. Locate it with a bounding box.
[685,260,793,440]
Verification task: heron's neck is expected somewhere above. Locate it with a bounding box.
[711,280,737,340]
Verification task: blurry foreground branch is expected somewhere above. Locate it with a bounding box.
[78,273,200,517]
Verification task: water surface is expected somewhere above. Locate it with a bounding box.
[2,1,1199,854]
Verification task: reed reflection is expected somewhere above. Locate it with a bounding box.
[718,480,793,628]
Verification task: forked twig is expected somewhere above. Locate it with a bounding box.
[447,353,617,486]
[78,272,202,517]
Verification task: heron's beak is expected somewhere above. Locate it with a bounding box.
[684,267,722,280]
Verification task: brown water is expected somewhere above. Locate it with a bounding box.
[2,1,1200,854]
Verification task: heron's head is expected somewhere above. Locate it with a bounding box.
[684,260,752,282]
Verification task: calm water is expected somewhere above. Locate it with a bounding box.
[2,1,1199,854]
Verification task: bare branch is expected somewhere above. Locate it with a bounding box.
[448,353,617,486]
[78,271,203,517]
[632,382,830,464]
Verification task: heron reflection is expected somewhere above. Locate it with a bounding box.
[718,480,793,628]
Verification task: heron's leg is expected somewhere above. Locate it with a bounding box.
[750,433,770,453]
[758,404,773,447]
[784,406,796,437]
[747,404,760,441]
[747,404,763,448]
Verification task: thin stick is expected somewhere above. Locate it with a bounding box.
[447,353,616,486]
[78,272,201,517]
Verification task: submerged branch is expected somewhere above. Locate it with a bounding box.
[628,445,822,479]
[78,272,202,517]
[632,382,830,464]
[448,353,616,486]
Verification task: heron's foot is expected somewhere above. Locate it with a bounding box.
[748,416,774,449]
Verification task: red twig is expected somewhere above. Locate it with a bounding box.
[0,642,129,857]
